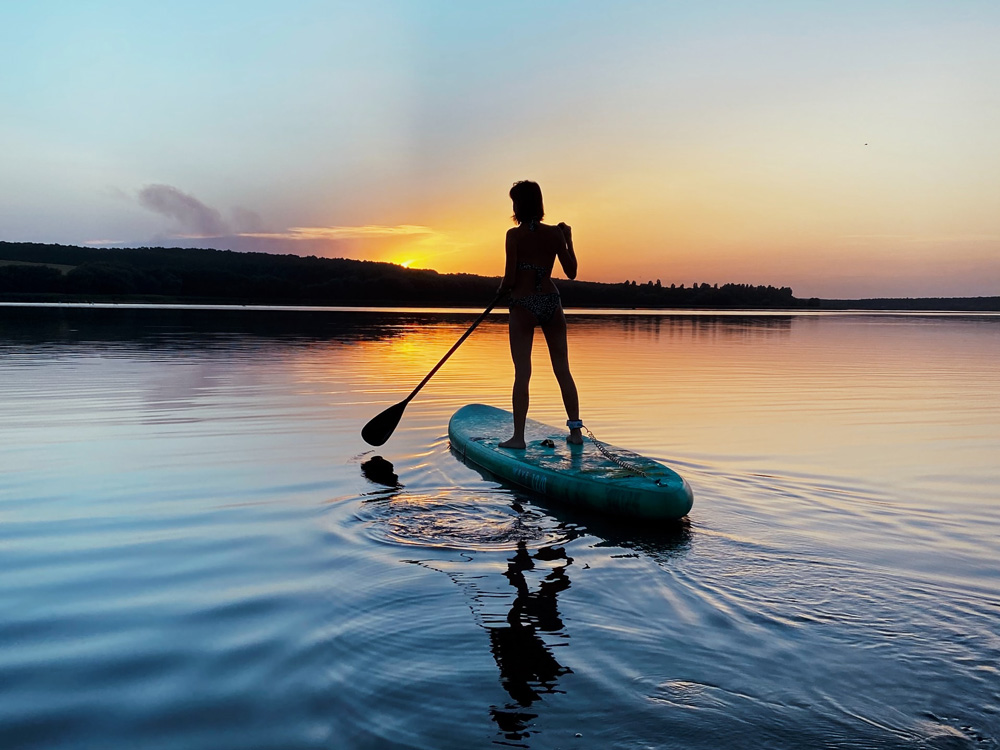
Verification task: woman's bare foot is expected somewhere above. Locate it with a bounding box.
[567,429,583,445]
[499,437,526,449]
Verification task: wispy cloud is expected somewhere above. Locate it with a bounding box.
[131,184,447,259]
[138,184,228,237]
[135,184,264,238]
[239,225,436,241]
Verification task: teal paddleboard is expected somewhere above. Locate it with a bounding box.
[448,404,693,521]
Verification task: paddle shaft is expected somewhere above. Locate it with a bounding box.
[361,294,505,445]
[400,294,503,406]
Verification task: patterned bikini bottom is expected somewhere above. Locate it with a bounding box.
[510,292,562,325]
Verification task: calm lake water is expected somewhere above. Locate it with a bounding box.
[1,304,998,750]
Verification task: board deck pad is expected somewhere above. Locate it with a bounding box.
[448,403,693,521]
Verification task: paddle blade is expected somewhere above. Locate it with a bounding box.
[361,400,408,446]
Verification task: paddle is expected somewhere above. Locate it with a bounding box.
[361,294,504,446]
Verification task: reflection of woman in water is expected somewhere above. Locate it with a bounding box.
[497,180,583,449]
[489,541,573,741]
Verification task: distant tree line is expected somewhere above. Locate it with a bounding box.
[558,278,802,308]
[0,241,811,308]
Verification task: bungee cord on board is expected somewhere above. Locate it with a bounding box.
[574,420,662,485]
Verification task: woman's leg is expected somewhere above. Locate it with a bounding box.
[500,305,535,449]
[541,309,583,445]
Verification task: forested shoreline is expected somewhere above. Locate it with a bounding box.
[0,241,805,308]
[2,241,997,310]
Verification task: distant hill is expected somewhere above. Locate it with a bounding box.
[0,241,803,309]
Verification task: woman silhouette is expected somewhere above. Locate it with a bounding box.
[497,181,582,449]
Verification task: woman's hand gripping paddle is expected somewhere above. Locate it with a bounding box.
[361,295,503,446]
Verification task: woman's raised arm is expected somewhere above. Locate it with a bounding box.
[556,223,577,280]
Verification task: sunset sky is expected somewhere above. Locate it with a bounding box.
[2,1,998,298]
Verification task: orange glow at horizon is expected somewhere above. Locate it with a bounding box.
[335,148,1000,300]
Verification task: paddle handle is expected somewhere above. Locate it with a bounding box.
[402,294,503,404]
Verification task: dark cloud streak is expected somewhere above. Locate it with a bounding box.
[137,184,228,237]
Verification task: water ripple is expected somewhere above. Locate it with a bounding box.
[357,487,572,552]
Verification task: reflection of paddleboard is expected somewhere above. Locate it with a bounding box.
[448,404,693,521]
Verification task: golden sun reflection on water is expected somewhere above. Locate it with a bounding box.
[292,312,1000,524]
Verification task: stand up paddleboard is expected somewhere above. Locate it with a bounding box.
[448,404,693,521]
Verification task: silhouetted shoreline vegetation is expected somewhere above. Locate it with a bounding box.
[2,241,996,310]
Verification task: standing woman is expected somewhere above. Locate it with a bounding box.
[497,180,583,449]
